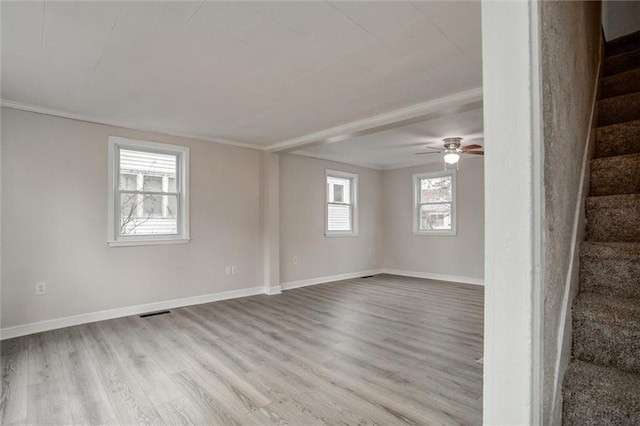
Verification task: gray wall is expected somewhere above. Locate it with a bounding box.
[603,0,640,41]
[382,161,484,281]
[1,108,263,327]
[279,153,384,284]
[540,1,602,423]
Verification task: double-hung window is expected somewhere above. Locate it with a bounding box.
[413,170,456,235]
[326,170,358,236]
[108,136,190,246]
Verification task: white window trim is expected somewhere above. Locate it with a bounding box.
[107,136,190,247]
[413,170,457,236]
[325,169,358,237]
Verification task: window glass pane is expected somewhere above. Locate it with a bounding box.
[168,177,177,192]
[142,194,164,218]
[328,204,351,231]
[420,203,452,230]
[420,176,452,203]
[120,149,176,193]
[327,176,351,204]
[120,194,177,235]
[143,175,162,192]
[119,173,137,191]
[166,194,177,218]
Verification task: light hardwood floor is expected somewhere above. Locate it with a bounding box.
[1,274,484,425]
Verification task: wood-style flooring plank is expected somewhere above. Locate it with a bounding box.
[54,327,118,425]
[26,332,73,425]
[0,337,29,425]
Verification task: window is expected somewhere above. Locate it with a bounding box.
[413,170,456,235]
[326,170,358,236]
[108,136,190,246]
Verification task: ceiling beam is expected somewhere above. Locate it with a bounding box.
[266,86,483,153]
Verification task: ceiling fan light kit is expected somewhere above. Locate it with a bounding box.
[415,137,484,169]
[444,150,460,165]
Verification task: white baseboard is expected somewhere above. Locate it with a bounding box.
[2,269,483,340]
[265,286,282,295]
[280,268,483,291]
[382,269,485,286]
[0,286,265,340]
[281,269,384,290]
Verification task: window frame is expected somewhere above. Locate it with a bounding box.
[325,169,358,237]
[107,136,190,247]
[413,170,457,236]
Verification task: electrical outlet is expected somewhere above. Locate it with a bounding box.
[225,266,231,276]
[231,265,238,275]
[293,256,298,265]
[35,282,46,295]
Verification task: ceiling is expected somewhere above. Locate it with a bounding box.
[1,1,482,148]
[293,107,484,169]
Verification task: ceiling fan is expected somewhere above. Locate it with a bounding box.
[416,137,484,166]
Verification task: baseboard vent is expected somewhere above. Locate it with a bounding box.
[140,310,171,318]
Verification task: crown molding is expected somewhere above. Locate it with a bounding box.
[0,99,266,151]
[265,87,483,152]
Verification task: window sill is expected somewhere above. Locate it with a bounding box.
[413,230,457,236]
[108,238,191,247]
[325,232,358,238]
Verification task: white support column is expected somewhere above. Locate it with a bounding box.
[482,1,544,424]
[261,151,281,295]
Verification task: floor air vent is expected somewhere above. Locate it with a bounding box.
[140,310,171,318]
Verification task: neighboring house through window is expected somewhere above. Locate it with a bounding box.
[108,136,190,246]
[413,170,456,235]
[326,169,358,236]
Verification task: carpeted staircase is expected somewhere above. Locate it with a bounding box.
[562,31,640,425]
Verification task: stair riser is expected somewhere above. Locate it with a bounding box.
[606,31,640,56]
[586,205,640,242]
[601,70,640,99]
[598,94,640,127]
[572,320,640,373]
[595,120,640,158]
[563,399,640,426]
[590,156,640,196]
[580,256,640,298]
[604,49,640,76]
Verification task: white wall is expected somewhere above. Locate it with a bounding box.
[1,108,263,328]
[279,154,384,285]
[382,161,484,282]
[603,0,640,41]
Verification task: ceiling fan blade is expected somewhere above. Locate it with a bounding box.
[461,144,482,151]
[415,151,443,155]
[464,150,484,155]
[422,146,443,151]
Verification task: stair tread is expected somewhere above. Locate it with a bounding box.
[595,119,640,158]
[581,241,640,260]
[590,152,640,196]
[604,47,640,76]
[601,68,640,99]
[574,293,640,329]
[586,192,640,207]
[564,360,640,424]
[606,30,640,56]
[598,92,640,126]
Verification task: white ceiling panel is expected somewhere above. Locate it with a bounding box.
[330,1,424,40]
[1,1,482,147]
[1,1,44,104]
